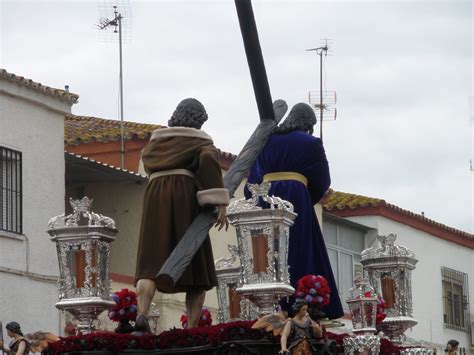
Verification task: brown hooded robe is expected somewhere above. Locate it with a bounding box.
[135,127,229,293]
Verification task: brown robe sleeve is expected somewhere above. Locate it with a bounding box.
[195,145,229,206]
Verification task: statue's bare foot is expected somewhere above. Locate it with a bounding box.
[132,314,151,335]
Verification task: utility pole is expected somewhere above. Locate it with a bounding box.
[97,2,131,169]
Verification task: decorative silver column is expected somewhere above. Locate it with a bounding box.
[214,244,258,323]
[227,182,296,316]
[48,197,117,334]
[361,233,418,345]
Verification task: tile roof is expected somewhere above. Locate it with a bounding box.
[65,114,164,146]
[321,189,473,245]
[0,68,79,104]
[66,152,147,181]
[322,189,383,211]
[64,114,238,163]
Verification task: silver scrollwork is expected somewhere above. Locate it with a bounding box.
[343,334,381,354]
[47,196,117,334]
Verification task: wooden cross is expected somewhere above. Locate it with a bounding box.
[157,0,287,287]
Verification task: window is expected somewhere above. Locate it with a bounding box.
[0,147,22,234]
[442,267,470,332]
[323,218,366,311]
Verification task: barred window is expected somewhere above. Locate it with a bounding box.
[0,147,22,234]
[442,267,470,332]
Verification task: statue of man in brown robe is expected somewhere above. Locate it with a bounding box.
[135,98,229,330]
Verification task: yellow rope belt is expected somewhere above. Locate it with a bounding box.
[263,172,308,187]
[149,169,195,180]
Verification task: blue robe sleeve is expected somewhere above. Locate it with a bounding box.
[304,138,331,205]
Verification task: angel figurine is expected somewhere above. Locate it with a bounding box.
[26,332,60,353]
[253,298,323,355]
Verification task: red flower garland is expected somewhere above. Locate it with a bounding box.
[180,307,212,328]
[108,288,138,322]
[45,322,407,355]
[295,274,331,308]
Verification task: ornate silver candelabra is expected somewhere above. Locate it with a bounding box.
[343,277,381,355]
[227,183,296,316]
[48,197,117,334]
[361,233,418,345]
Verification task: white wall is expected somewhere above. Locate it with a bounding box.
[345,215,474,350]
[0,80,72,337]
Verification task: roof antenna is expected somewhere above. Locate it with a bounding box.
[96,0,132,169]
[306,39,336,143]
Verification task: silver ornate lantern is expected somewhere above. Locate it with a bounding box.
[361,233,418,345]
[344,278,380,355]
[48,197,117,334]
[227,182,296,316]
[215,245,256,323]
[347,278,378,334]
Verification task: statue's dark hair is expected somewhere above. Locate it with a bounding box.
[275,103,316,135]
[292,298,307,314]
[6,321,23,336]
[445,339,459,352]
[168,98,208,129]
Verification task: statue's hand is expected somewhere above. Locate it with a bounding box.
[214,205,229,231]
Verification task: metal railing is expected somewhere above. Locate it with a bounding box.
[0,146,22,234]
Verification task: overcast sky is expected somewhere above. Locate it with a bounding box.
[1,0,473,233]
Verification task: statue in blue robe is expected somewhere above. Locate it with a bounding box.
[245,103,343,319]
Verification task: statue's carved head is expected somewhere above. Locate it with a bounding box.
[168,98,208,129]
[275,102,316,135]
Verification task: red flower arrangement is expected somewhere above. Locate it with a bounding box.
[295,274,331,308]
[108,288,138,322]
[180,307,212,328]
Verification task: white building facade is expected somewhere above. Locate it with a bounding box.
[322,190,474,353]
[0,69,77,336]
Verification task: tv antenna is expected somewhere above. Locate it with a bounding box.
[307,39,337,143]
[96,0,132,169]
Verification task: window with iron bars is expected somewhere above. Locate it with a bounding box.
[441,267,470,332]
[0,147,22,234]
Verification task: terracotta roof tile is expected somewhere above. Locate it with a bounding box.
[322,189,473,242]
[322,189,384,211]
[65,114,164,145]
[0,68,79,104]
